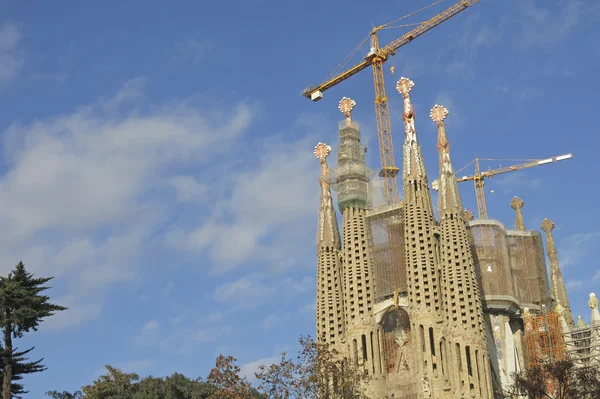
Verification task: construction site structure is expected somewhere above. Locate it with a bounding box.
[312,77,588,398]
[432,154,573,219]
[303,0,481,206]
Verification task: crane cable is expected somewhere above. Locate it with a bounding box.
[322,0,447,85]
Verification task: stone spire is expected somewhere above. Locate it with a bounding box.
[336,98,384,391]
[510,197,526,231]
[431,104,462,216]
[397,78,444,396]
[541,218,573,326]
[315,142,340,248]
[589,293,600,325]
[314,142,345,346]
[432,105,492,399]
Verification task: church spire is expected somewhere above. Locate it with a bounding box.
[315,142,340,248]
[431,104,462,217]
[398,78,445,396]
[541,218,574,326]
[432,104,492,398]
[510,197,526,231]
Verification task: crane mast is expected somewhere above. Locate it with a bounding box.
[302,0,481,206]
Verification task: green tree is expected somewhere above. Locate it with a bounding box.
[255,336,370,399]
[0,261,66,399]
[45,390,84,399]
[0,347,46,397]
[506,358,600,399]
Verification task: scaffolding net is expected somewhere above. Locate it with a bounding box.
[380,307,417,398]
[523,310,566,368]
[334,120,370,211]
[366,204,405,301]
[507,230,550,311]
[469,220,515,300]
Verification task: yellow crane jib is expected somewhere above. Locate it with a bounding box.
[432,153,573,219]
[301,0,481,206]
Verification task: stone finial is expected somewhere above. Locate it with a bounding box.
[510,196,526,231]
[338,97,356,121]
[464,209,474,221]
[396,77,414,98]
[523,307,532,319]
[541,218,555,233]
[314,142,331,162]
[589,293,599,310]
[590,293,600,325]
[577,315,587,328]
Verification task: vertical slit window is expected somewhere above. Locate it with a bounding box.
[361,334,368,362]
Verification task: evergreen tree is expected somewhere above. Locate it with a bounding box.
[45,390,84,399]
[0,346,46,398]
[0,261,66,399]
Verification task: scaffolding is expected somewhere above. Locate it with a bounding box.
[335,120,370,212]
[507,230,550,311]
[523,309,566,368]
[380,306,417,398]
[469,220,515,301]
[366,204,405,301]
[565,323,600,368]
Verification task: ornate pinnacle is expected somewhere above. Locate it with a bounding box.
[510,196,526,231]
[338,97,356,121]
[464,209,474,221]
[589,293,598,310]
[541,218,555,233]
[396,77,414,98]
[430,104,449,125]
[314,142,332,161]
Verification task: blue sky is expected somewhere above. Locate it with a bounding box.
[0,0,598,396]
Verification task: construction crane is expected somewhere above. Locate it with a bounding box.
[432,153,573,219]
[302,0,481,205]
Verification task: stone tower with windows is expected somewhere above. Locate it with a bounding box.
[334,98,385,395]
[431,104,493,398]
[314,142,345,348]
[397,78,446,397]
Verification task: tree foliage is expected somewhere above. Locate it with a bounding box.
[255,336,370,399]
[0,261,66,398]
[506,358,600,399]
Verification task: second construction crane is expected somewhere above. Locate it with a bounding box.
[302,0,481,205]
[433,153,573,219]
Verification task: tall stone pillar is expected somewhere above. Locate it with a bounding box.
[431,104,493,399]
[541,218,574,326]
[336,97,385,397]
[397,78,445,398]
[314,142,345,347]
[510,197,526,231]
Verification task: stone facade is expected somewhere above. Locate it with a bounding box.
[313,79,579,398]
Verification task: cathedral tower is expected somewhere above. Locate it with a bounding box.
[541,218,574,326]
[431,104,493,398]
[314,142,345,347]
[336,98,385,391]
[397,78,444,397]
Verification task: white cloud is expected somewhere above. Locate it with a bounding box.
[169,175,208,203]
[135,316,232,354]
[491,173,543,195]
[593,270,600,281]
[559,231,600,268]
[214,273,314,309]
[566,280,584,291]
[0,79,257,330]
[167,116,326,272]
[240,356,279,384]
[514,0,589,49]
[0,22,24,83]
